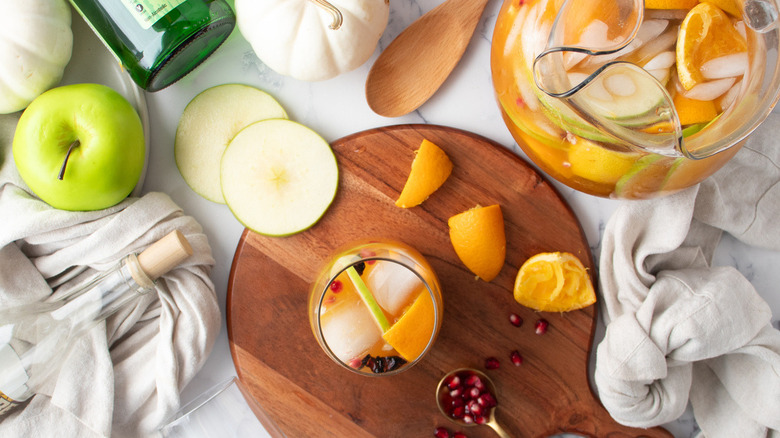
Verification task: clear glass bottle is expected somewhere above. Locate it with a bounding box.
[0,230,193,416]
[69,0,236,91]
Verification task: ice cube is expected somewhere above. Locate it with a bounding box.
[364,261,424,315]
[320,301,382,363]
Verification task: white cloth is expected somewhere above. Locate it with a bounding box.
[596,113,780,438]
[0,114,220,436]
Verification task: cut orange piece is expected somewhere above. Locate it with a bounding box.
[395,139,453,208]
[645,0,698,9]
[382,291,435,362]
[448,204,506,282]
[513,252,596,312]
[676,2,748,90]
[703,0,740,17]
[673,93,719,125]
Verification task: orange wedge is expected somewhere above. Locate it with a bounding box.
[673,93,719,125]
[395,139,453,208]
[645,0,698,9]
[704,0,741,17]
[676,2,747,90]
[448,204,506,282]
[513,252,596,312]
[382,291,435,362]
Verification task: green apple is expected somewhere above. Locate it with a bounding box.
[220,119,338,237]
[175,83,287,204]
[346,266,390,333]
[12,83,144,211]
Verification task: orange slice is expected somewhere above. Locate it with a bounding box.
[645,0,698,9]
[676,2,747,90]
[382,291,435,361]
[703,0,741,17]
[513,252,596,312]
[395,139,453,208]
[448,204,506,282]
[673,93,719,125]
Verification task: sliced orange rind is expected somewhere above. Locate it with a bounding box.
[448,204,506,282]
[382,290,435,362]
[395,139,453,208]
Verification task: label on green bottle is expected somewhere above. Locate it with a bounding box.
[120,0,187,29]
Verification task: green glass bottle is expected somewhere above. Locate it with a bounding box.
[69,0,236,91]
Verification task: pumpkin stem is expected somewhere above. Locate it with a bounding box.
[58,140,80,180]
[310,0,343,29]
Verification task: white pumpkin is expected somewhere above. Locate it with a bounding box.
[236,0,389,81]
[0,0,73,114]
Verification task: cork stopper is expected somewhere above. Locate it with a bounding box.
[137,230,194,280]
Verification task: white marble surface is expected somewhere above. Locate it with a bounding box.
[140,0,780,436]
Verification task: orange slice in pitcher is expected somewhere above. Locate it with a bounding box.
[676,2,747,90]
[673,93,719,125]
[395,139,453,208]
[645,0,697,9]
[513,252,596,312]
[448,204,506,282]
[382,291,435,362]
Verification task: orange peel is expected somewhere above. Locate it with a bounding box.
[395,139,453,208]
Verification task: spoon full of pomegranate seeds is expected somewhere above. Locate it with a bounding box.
[435,368,511,437]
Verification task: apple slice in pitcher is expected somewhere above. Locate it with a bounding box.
[220,119,339,236]
[175,84,287,204]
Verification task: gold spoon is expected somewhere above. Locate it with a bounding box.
[365,0,492,117]
[436,368,511,438]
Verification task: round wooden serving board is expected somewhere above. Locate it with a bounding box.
[227,125,671,438]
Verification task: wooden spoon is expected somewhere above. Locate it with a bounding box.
[365,0,491,117]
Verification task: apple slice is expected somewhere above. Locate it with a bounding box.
[346,266,391,333]
[220,119,338,236]
[175,83,287,204]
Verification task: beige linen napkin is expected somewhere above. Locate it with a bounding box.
[0,114,220,437]
[595,113,780,437]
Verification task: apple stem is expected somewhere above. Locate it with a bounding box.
[58,140,80,180]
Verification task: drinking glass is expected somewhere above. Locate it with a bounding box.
[309,239,443,376]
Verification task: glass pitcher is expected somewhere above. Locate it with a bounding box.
[491,0,780,198]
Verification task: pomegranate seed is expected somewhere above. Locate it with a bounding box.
[467,400,482,416]
[509,313,523,327]
[453,433,468,438]
[535,318,549,335]
[485,357,500,370]
[477,393,497,408]
[468,387,480,399]
[347,357,362,369]
[510,350,524,366]
[329,280,343,293]
[446,375,461,390]
[434,426,451,438]
[452,405,465,419]
[449,388,463,398]
[451,397,464,408]
[462,414,474,424]
[475,415,488,425]
[464,374,484,390]
[534,319,549,334]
